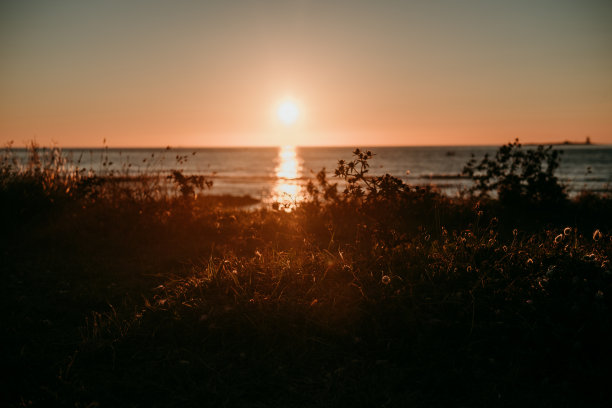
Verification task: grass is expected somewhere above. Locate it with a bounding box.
[1,144,611,407]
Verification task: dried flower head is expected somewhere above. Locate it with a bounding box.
[381,275,391,285]
[554,234,563,244]
[563,227,571,236]
[593,229,602,241]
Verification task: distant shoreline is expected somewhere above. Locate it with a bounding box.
[525,137,595,146]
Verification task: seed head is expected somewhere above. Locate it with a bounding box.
[554,234,563,244]
[381,275,391,285]
[593,229,602,241]
[563,227,571,236]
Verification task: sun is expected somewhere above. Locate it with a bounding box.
[276,99,300,125]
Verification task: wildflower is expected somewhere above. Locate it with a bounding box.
[554,234,563,244]
[593,229,602,241]
[563,227,571,236]
[381,275,391,285]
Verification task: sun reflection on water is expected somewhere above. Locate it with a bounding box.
[272,145,303,209]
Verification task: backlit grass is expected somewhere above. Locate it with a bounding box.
[1,144,611,407]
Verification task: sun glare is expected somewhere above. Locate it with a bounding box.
[272,145,303,209]
[277,100,300,125]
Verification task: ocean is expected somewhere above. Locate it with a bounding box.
[10,145,612,205]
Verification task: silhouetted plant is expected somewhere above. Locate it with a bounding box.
[168,170,213,199]
[463,139,567,205]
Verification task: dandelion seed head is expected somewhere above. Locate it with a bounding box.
[593,229,602,241]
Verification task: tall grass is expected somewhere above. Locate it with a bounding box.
[1,143,611,407]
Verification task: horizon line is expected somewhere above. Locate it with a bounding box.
[6,142,608,150]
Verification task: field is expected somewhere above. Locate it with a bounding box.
[2,144,611,407]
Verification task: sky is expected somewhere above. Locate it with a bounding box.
[1,0,611,147]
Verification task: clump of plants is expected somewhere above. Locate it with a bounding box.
[462,139,567,205]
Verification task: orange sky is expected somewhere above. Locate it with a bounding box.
[1,0,611,147]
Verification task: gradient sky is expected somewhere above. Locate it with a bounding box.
[1,0,611,147]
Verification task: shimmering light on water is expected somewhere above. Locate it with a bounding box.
[276,145,300,179]
[272,145,303,208]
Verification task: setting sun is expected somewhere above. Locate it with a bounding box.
[277,100,300,125]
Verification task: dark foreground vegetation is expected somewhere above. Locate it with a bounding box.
[1,142,611,407]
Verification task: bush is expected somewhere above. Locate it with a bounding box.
[463,139,567,205]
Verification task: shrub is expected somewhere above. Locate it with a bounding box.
[462,139,567,205]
